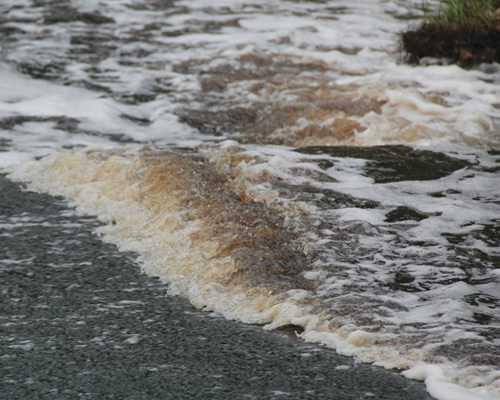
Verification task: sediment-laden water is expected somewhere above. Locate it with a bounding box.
[1,1,499,399]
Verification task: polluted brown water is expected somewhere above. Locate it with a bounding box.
[8,142,500,399]
[8,147,318,321]
[176,52,496,147]
[1,1,500,399]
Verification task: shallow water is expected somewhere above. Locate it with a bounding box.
[1,175,435,399]
[1,1,499,399]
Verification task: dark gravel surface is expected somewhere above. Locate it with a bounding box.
[0,175,433,399]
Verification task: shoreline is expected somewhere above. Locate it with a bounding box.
[0,174,434,399]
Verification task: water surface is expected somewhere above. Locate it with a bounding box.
[1,1,499,399]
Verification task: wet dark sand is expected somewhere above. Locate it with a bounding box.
[0,175,433,399]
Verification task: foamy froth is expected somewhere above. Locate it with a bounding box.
[9,146,315,323]
[8,144,500,400]
[189,58,498,147]
[2,0,500,398]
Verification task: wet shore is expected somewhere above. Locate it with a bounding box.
[0,175,433,399]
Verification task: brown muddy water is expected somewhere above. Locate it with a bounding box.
[1,1,499,399]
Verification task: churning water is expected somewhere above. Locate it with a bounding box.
[1,1,499,399]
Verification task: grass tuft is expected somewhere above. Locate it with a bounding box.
[403,1,500,66]
[425,0,499,30]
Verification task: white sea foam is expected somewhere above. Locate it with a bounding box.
[7,143,500,400]
[1,0,500,399]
